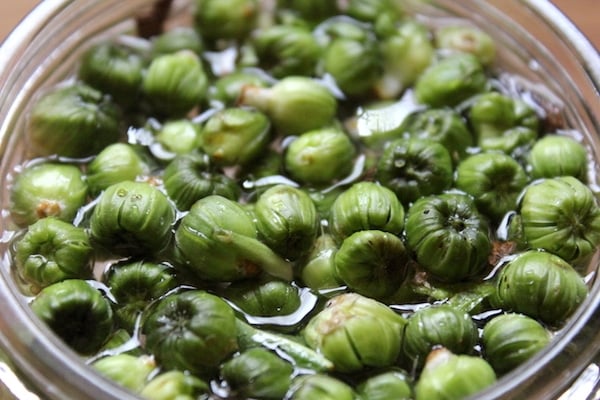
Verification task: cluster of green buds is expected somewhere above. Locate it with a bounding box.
[7,1,600,399]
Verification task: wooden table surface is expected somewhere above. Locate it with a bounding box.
[0,1,598,51]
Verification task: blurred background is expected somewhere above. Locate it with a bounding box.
[0,1,598,48]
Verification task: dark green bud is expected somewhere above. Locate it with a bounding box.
[193,0,258,42]
[252,24,321,78]
[357,370,413,400]
[284,127,357,186]
[239,76,337,136]
[89,181,176,256]
[376,137,453,205]
[455,152,528,222]
[140,370,209,400]
[435,25,496,66]
[30,279,114,355]
[221,348,293,399]
[142,50,208,117]
[414,53,488,108]
[201,107,272,166]
[286,374,356,400]
[27,83,122,158]
[528,134,588,181]
[329,182,405,242]
[14,217,93,292]
[143,290,238,376]
[151,27,204,57]
[304,293,407,372]
[399,108,473,162]
[78,41,145,109]
[104,260,178,331]
[173,195,293,281]
[163,151,240,211]
[375,20,434,99]
[255,184,319,260]
[86,143,149,196]
[225,279,301,317]
[414,348,496,400]
[482,313,551,374]
[154,119,202,156]
[495,250,588,325]
[405,193,492,282]
[92,354,155,393]
[334,230,411,299]
[403,305,478,370]
[9,162,87,227]
[519,176,600,263]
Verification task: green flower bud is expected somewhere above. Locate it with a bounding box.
[284,127,357,186]
[414,53,488,108]
[14,218,93,292]
[334,230,411,299]
[479,126,537,155]
[173,195,293,281]
[519,176,600,263]
[163,152,240,211]
[277,0,338,23]
[469,92,540,143]
[375,20,434,99]
[495,250,588,325]
[208,70,269,106]
[78,42,145,109]
[399,108,473,162]
[193,0,258,42]
[482,313,551,374]
[142,50,208,117]
[151,27,204,57]
[154,119,202,156]
[200,107,272,166]
[9,162,87,227]
[252,24,321,78]
[225,279,301,317]
[27,83,122,158]
[255,184,319,260]
[403,305,478,370]
[357,370,413,400]
[299,233,342,292]
[87,143,149,196]
[435,25,496,66]
[405,193,492,282]
[140,370,209,400]
[221,348,293,399]
[303,293,407,372]
[376,137,453,205]
[329,182,405,242]
[92,354,155,393]
[322,33,381,97]
[239,76,337,136]
[286,374,356,400]
[343,0,403,23]
[236,319,334,372]
[104,260,178,331]
[143,290,238,376]
[528,134,588,181]
[89,181,176,256]
[455,152,528,222]
[30,279,114,355]
[414,348,496,400]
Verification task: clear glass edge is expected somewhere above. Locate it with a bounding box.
[0,0,599,399]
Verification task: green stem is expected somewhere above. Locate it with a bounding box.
[215,229,293,281]
[236,319,334,372]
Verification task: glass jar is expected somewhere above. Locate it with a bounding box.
[0,1,598,399]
